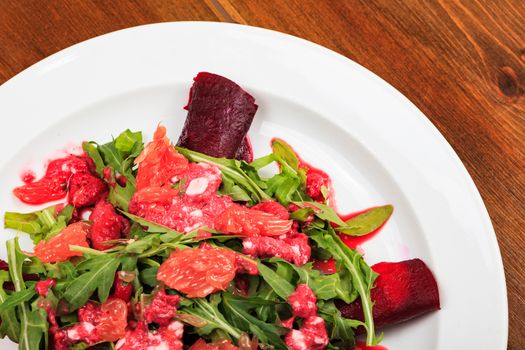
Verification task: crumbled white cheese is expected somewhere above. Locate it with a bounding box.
[185,177,209,196]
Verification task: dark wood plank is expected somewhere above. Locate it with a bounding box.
[0,1,523,348]
[0,0,220,82]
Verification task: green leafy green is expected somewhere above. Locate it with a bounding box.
[6,238,48,350]
[82,141,105,175]
[63,254,121,311]
[19,308,48,350]
[4,204,74,244]
[83,129,143,211]
[318,301,361,349]
[114,129,143,158]
[337,205,393,236]
[257,262,295,300]
[298,201,393,237]
[0,288,36,313]
[0,270,20,342]
[4,212,41,235]
[138,266,158,287]
[222,293,288,349]
[178,294,241,339]
[176,147,270,205]
[263,139,309,205]
[308,226,379,346]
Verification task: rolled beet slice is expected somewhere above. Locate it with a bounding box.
[177,72,258,159]
[337,258,440,331]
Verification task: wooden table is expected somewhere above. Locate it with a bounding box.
[0,1,523,348]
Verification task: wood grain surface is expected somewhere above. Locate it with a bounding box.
[0,1,523,348]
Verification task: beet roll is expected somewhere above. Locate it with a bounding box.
[177,72,258,159]
[337,258,440,331]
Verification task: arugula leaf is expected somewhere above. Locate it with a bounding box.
[254,282,277,323]
[263,139,309,205]
[4,212,42,235]
[0,288,36,313]
[176,147,270,204]
[222,292,288,349]
[120,212,184,237]
[138,267,158,287]
[337,205,393,236]
[178,294,241,339]
[265,173,302,205]
[0,271,20,342]
[114,129,143,158]
[63,254,120,311]
[218,175,252,202]
[271,139,301,173]
[257,262,294,300]
[318,300,361,349]
[19,308,48,350]
[4,204,74,244]
[290,207,315,221]
[308,227,379,346]
[82,141,105,175]
[249,154,275,170]
[6,238,47,350]
[297,201,346,226]
[105,167,135,211]
[84,129,143,211]
[268,258,355,303]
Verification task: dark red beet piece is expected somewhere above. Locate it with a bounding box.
[177,72,258,158]
[337,258,440,331]
[235,136,254,162]
[0,259,39,291]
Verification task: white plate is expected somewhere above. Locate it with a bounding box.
[0,22,507,349]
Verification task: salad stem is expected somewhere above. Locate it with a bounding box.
[331,235,376,345]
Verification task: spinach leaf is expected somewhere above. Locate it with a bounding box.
[298,201,393,237]
[337,205,393,236]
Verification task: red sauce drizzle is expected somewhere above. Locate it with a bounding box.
[21,170,36,184]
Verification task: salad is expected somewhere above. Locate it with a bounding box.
[0,73,439,350]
